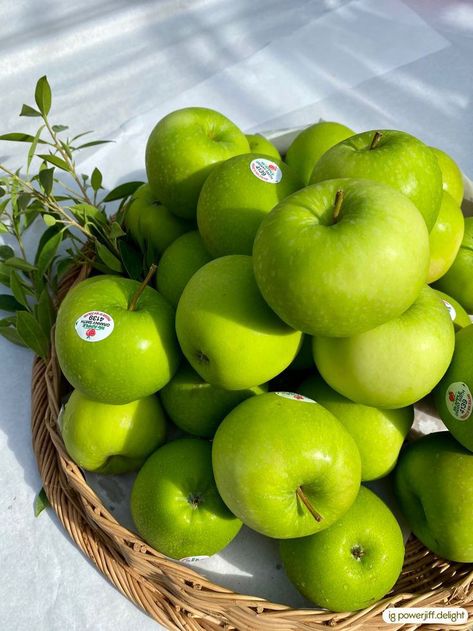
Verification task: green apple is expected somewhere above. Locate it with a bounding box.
[311,130,442,230]
[125,183,193,262]
[434,217,473,312]
[253,178,429,337]
[212,392,361,539]
[434,289,471,330]
[280,486,404,612]
[395,432,473,562]
[131,438,241,560]
[61,389,166,473]
[433,325,473,450]
[285,121,354,185]
[431,146,464,205]
[156,231,211,307]
[245,133,280,160]
[146,107,249,219]
[197,154,302,257]
[176,255,302,390]
[427,191,464,283]
[299,376,413,480]
[55,275,180,404]
[313,286,455,408]
[160,363,267,438]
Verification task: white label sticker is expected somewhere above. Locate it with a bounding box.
[446,382,472,421]
[179,556,209,563]
[275,391,315,403]
[250,158,282,183]
[442,300,457,322]
[75,310,114,342]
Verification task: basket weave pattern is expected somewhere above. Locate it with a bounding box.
[31,262,473,630]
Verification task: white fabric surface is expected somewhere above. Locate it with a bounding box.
[1,1,473,630]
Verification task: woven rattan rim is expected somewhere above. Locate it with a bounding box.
[31,260,473,631]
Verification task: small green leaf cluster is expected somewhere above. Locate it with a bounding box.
[0,76,145,357]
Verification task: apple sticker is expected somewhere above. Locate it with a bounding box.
[75,310,115,342]
[274,391,315,403]
[446,382,473,421]
[250,158,283,183]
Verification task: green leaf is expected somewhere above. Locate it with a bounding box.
[52,125,68,133]
[20,104,41,117]
[38,167,54,195]
[24,209,40,230]
[36,225,59,255]
[17,192,32,211]
[0,294,25,312]
[0,316,16,326]
[0,224,8,234]
[42,214,56,227]
[37,154,70,172]
[71,130,93,141]
[34,76,52,116]
[118,239,143,280]
[103,181,144,202]
[36,230,62,277]
[59,140,73,160]
[70,203,107,224]
[36,288,55,336]
[76,140,113,150]
[9,271,30,308]
[4,257,37,272]
[34,487,50,517]
[91,167,102,192]
[0,245,15,260]
[0,187,5,197]
[16,311,49,358]
[109,221,125,239]
[27,124,46,171]
[0,323,26,347]
[55,257,72,281]
[96,241,123,273]
[0,132,47,144]
[0,263,11,286]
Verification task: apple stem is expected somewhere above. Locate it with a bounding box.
[128,264,157,311]
[333,189,344,223]
[369,131,383,150]
[296,486,323,523]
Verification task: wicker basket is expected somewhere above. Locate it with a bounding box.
[31,129,473,630]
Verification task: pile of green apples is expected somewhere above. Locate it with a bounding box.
[55,107,473,614]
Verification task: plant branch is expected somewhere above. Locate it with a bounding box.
[42,115,94,205]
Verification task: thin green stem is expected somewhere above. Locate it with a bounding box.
[129,264,157,311]
[42,115,94,205]
[0,163,92,238]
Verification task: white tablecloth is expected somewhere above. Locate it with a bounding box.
[1,1,473,629]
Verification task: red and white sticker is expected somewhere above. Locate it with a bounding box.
[250,158,282,184]
[446,382,472,421]
[442,300,457,322]
[274,392,315,403]
[75,310,114,342]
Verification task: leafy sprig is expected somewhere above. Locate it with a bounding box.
[0,76,144,358]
